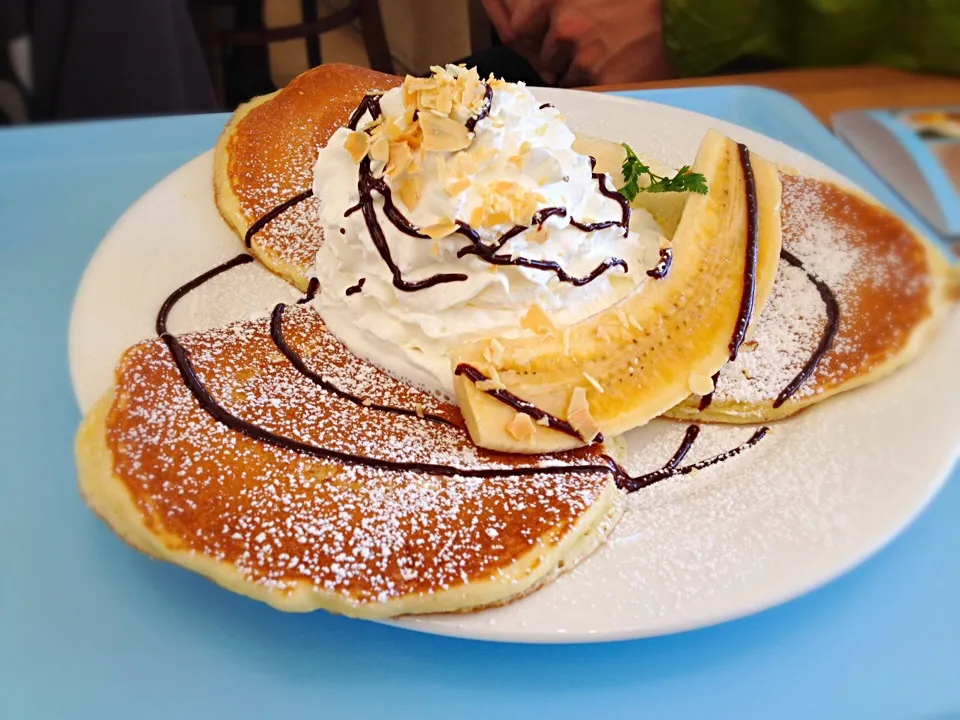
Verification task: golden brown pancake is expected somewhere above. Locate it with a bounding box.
[214,64,401,290]
[665,173,954,423]
[76,302,623,618]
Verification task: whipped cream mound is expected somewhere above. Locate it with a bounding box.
[312,64,664,397]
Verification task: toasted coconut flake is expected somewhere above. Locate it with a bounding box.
[422,220,458,239]
[596,324,610,342]
[429,242,440,258]
[398,175,422,211]
[469,205,484,227]
[514,348,539,366]
[344,131,371,163]
[420,112,471,152]
[488,338,505,365]
[520,304,556,334]
[445,177,471,196]
[742,339,759,353]
[386,141,413,178]
[405,76,441,93]
[476,378,507,392]
[688,373,715,396]
[369,134,390,163]
[615,308,630,328]
[506,412,537,441]
[562,327,571,357]
[582,372,604,394]
[414,402,425,419]
[627,314,645,333]
[535,415,551,427]
[567,387,601,441]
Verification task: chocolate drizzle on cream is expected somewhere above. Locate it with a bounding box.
[345,278,366,296]
[341,93,631,292]
[465,84,493,132]
[297,277,320,304]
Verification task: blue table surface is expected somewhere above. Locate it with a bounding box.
[1,86,958,719]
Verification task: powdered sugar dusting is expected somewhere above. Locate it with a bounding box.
[713,173,933,405]
[108,304,613,606]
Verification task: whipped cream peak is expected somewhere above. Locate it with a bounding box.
[311,66,664,395]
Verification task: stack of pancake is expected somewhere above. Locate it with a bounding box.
[75,64,955,618]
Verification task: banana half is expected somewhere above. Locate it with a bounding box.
[451,130,783,453]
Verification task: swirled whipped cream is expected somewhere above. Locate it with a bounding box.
[312,65,663,396]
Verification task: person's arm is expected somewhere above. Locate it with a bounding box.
[661,0,787,78]
[663,0,960,78]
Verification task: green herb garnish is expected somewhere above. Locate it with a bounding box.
[618,142,708,201]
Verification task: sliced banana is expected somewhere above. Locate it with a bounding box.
[452,130,783,453]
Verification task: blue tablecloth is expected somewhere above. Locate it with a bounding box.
[0,86,957,718]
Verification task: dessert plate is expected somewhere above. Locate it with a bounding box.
[69,88,960,643]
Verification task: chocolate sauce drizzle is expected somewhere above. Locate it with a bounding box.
[297,277,320,304]
[772,249,840,408]
[646,247,673,279]
[153,253,769,489]
[341,92,630,292]
[697,370,722,411]
[165,109,776,489]
[465,84,493,132]
[345,278,366,296]
[617,427,768,493]
[269,303,458,428]
[244,190,314,248]
[539,103,555,110]
[662,425,701,470]
[348,93,384,130]
[728,143,759,360]
[455,363,597,443]
[345,156,470,291]
[155,254,254,336]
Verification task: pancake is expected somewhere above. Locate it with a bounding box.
[214,64,401,291]
[664,173,955,423]
[76,298,624,618]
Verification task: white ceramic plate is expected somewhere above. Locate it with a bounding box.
[69,88,960,643]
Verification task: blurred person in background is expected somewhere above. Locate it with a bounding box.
[3,0,957,124]
[480,0,960,87]
[0,0,215,124]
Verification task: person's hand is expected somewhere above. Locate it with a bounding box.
[481,0,674,87]
[482,0,559,82]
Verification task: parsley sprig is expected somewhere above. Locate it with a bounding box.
[618,143,708,201]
